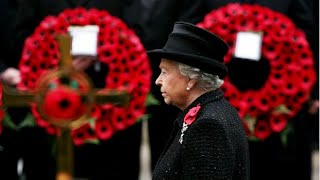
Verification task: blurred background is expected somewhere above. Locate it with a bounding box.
[0,0,318,180]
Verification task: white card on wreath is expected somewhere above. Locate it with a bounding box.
[234,31,263,61]
[68,25,99,56]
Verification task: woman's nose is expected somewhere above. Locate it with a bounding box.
[155,75,161,86]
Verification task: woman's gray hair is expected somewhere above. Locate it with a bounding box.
[178,63,224,91]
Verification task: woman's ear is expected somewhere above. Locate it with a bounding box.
[187,79,197,89]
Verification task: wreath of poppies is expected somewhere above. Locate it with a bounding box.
[18,8,152,145]
[197,3,316,140]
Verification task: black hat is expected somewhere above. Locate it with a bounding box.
[147,21,229,78]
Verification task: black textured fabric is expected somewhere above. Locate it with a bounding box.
[153,89,250,180]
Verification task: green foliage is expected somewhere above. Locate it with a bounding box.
[280,122,294,147]
[136,114,151,123]
[2,113,36,130]
[145,93,160,106]
[274,104,291,115]
[243,114,256,134]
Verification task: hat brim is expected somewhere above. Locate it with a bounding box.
[147,48,228,78]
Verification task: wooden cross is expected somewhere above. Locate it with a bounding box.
[2,34,130,180]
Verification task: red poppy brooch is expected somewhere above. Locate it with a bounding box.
[179,103,201,144]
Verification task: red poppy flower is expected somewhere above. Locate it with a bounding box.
[184,104,201,125]
[43,86,83,120]
[92,104,114,140]
[254,119,271,140]
[198,3,316,140]
[269,114,288,133]
[90,105,101,120]
[110,107,127,131]
[71,123,97,145]
[95,118,113,141]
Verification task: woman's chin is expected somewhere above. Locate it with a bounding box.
[163,98,172,105]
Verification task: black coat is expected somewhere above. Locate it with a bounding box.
[152,89,250,180]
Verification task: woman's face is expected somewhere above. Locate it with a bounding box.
[155,59,190,109]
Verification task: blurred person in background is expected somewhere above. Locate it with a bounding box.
[198,0,318,180]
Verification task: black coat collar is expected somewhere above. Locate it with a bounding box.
[66,0,90,6]
[175,88,224,125]
[157,88,225,164]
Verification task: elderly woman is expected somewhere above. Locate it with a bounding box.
[148,21,250,180]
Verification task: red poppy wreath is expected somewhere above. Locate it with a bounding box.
[197,3,316,140]
[18,8,152,145]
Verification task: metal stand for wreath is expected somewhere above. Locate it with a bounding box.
[2,34,129,180]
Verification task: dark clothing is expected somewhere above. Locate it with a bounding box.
[153,90,250,180]
[0,0,19,72]
[0,127,56,180]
